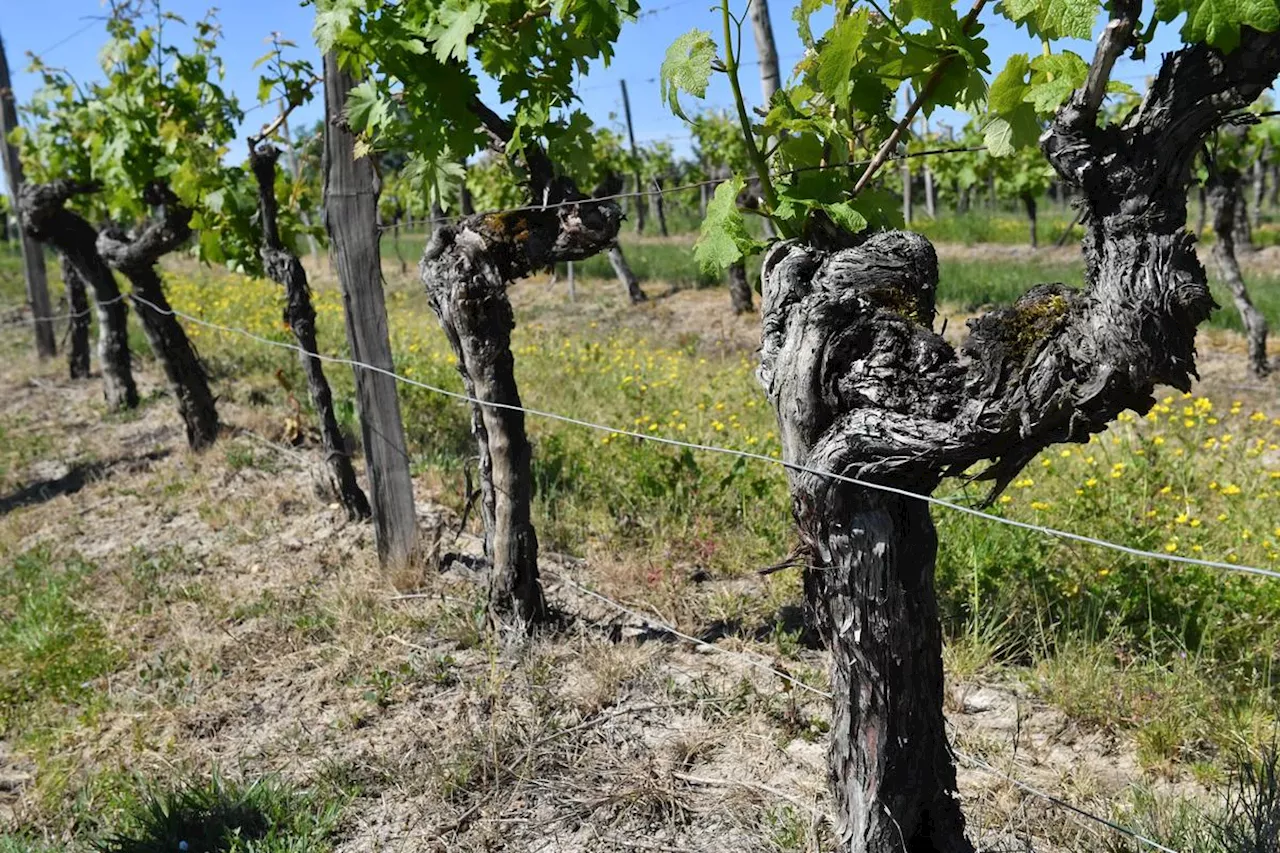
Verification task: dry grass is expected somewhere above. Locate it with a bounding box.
[1,254,1265,851]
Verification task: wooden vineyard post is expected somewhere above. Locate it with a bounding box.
[0,31,55,360]
[323,52,419,567]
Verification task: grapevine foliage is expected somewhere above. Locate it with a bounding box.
[661,0,1280,272]
[13,3,321,276]
[313,0,639,202]
[17,3,242,226]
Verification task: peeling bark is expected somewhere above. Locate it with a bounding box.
[251,145,373,519]
[97,185,219,451]
[1208,168,1270,377]
[758,24,1280,852]
[18,180,137,409]
[62,254,90,379]
[421,164,623,631]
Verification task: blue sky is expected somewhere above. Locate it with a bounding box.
[1,0,1187,168]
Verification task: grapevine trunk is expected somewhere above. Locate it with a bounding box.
[17,181,137,410]
[421,196,622,631]
[61,254,90,380]
[251,145,372,520]
[96,191,219,451]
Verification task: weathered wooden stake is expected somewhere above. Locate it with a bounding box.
[0,32,55,359]
[323,52,419,566]
[620,80,646,235]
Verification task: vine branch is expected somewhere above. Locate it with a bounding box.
[851,0,987,198]
[720,0,783,230]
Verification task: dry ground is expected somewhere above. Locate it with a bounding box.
[5,251,1269,850]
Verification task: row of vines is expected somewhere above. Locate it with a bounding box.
[6,0,1280,849]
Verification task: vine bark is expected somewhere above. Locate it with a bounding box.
[758,22,1280,852]
[250,144,373,519]
[18,180,138,409]
[62,254,91,380]
[97,184,219,451]
[1208,166,1270,376]
[420,101,623,631]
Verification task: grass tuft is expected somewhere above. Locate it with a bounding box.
[95,774,344,853]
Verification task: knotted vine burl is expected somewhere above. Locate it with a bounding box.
[757,23,1280,853]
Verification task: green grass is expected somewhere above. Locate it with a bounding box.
[0,773,346,853]
[0,548,122,740]
[914,207,1084,246]
[96,774,345,853]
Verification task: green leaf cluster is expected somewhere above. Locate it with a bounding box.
[314,0,639,192]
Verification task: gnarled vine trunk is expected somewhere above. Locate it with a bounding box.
[1208,168,1270,377]
[420,116,624,630]
[97,186,219,450]
[758,21,1280,853]
[251,145,373,519]
[62,254,90,380]
[18,180,138,409]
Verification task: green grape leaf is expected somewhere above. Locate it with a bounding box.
[984,117,1017,157]
[793,0,832,47]
[895,0,961,25]
[660,29,717,122]
[1000,0,1100,39]
[823,201,868,234]
[988,53,1031,113]
[344,79,391,137]
[695,176,765,275]
[546,110,597,183]
[816,9,871,111]
[1155,0,1280,51]
[1025,51,1088,113]
[313,0,363,51]
[984,103,1041,156]
[430,3,486,63]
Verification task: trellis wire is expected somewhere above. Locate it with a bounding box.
[0,294,127,330]
[110,290,1280,584]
